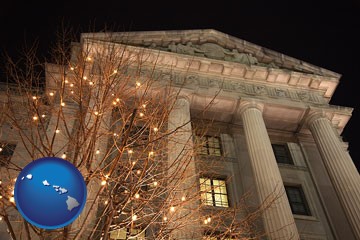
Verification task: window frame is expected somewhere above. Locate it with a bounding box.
[285,185,311,216]
[196,135,223,157]
[199,177,229,208]
[271,143,293,165]
[0,142,17,167]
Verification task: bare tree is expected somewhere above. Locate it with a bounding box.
[0,26,283,240]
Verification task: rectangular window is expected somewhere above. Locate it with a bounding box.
[0,143,16,167]
[196,135,222,156]
[110,228,145,239]
[272,144,293,164]
[200,177,229,207]
[285,185,311,216]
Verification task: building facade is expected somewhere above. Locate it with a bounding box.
[1,29,360,239]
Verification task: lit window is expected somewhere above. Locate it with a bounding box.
[109,228,145,239]
[272,144,293,164]
[0,143,16,167]
[200,177,229,207]
[285,185,311,216]
[196,135,222,156]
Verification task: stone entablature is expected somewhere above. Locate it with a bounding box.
[83,37,339,102]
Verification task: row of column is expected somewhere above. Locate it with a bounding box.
[170,97,360,239]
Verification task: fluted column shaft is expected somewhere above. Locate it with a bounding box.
[168,97,201,239]
[308,114,360,238]
[240,102,299,239]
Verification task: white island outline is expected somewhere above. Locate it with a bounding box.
[21,173,81,212]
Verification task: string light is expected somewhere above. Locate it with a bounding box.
[32,96,37,100]
[153,127,158,132]
[101,180,107,186]
[0,216,2,221]
[112,101,117,105]
[181,196,186,201]
[163,216,167,221]
[61,153,66,159]
[96,149,100,154]
[116,98,120,102]
[170,206,175,212]
[148,151,154,157]
[94,111,99,115]
[9,197,15,203]
[0,195,2,199]
[41,114,46,118]
[204,219,208,224]
[207,217,211,223]
[128,149,133,154]
[61,102,65,107]
[104,200,108,204]
[83,76,87,80]
[135,193,140,199]
[132,214,137,221]
[0,147,2,152]
[49,92,54,96]
[139,112,144,117]
[70,67,74,71]
[70,83,74,87]
[71,90,74,94]
[65,79,69,84]
[33,116,38,121]
[136,82,141,87]
[142,104,146,108]
[86,57,92,61]
[55,129,60,134]
[113,69,118,74]
[89,81,94,86]
[153,181,158,187]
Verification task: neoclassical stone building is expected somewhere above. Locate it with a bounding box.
[1,29,359,239]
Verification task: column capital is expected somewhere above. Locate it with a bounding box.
[238,99,264,116]
[305,110,330,128]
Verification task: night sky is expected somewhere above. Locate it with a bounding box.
[1,1,359,171]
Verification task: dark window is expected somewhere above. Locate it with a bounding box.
[200,177,229,207]
[272,144,293,164]
[0,143,16,167]
[285,186,311,216]
[196,135,222,156]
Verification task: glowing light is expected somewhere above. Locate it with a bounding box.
[10,197,15,203]
[41,114,46,118]
[89,81,94,85]
[0,217,2,221]
[128,149,133,154]
[94,111,99,115]
[55,129,60,133]
[70,67,74,71]
[181,196,186,201]
[148,151,154,157]
[0,148,2,152]
[207,217,211,223]
[112,101,117,105]
[32,96,37,100]
[132,161,136,165]
[83,76,87,80]
[136,82,141,87]
[71,91,74,94]
[170,206,175,212]
[135,193,140,199]
[101,180,107,186]
[70,83,74,87]
[104,200,108,204]
[153,181,158,186]
[0,195,2,199]
[113,69,118,73]
[163,216,167,221]
[49,92,54,96]
[61,102,65,107]
[96,149,100,154]
[33,116,38,121]
[116,98,120,102]
[61,153,66,159]
[204,219,208,224]
[142,104,146,108]
[132,214,137,221]
[139,112,144,117]
[65,79,69,84]
[11,189,14,195]
[86,57,92,61]
[153,127,158,132]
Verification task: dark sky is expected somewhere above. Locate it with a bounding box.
[1,1,359,171]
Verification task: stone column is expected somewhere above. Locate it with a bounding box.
[240,101,299,239]
[307,112,360,239]
[168,97,201,239]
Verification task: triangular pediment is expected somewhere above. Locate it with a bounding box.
[81,29,340,78]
